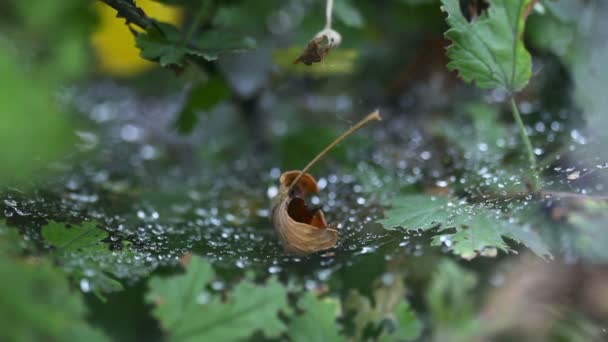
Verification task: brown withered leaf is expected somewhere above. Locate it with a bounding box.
[293,35,332,66]
[271,170,337,255]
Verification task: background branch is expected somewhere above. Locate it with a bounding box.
[99,0,154,30]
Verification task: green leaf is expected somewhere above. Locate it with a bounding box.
[379,195,453,231]
[40,221,158,294]
[175,77,231,134]
[288,293,342,342]
[0,257,109,342]
[43,221,108,252]
[378,195,552,260]
[426,260,478,341]
[345,275,421,341]
[334,0,365,28]
[441,0,533,91]
[136,23,256,68]
[146,255,289,342]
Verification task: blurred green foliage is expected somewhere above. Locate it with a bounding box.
[0,0,607,341]
[0,221,109,341]
[0,1,94,185]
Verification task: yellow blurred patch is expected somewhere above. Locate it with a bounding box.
[91,0,182,76]
[273,46,358,77]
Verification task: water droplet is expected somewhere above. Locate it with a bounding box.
[268,265,282,274]
[266,186,278,199]
[436,180,449,187]
[80,279,91,293]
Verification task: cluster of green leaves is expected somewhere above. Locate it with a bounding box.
[146,255,422,341]
[136,23,255,68]
[100,0,257,69]
[379,195,551,260]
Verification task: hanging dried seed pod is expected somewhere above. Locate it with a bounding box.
[271,171,337,255]
[270,110,382,255]
[293,0,341,66]
[293,35,332,65]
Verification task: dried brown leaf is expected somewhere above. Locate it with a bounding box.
[293,35,333,65]
[271,171,337,255]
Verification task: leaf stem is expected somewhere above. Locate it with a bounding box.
[510,97,539,191]
[288,110,382,193]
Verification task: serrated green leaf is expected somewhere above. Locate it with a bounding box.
[147,255,289,342]
[378,195,552,260]
[43,221,108,252]
[136,23,256,68]
[288,293,342,342]
[441,0,533,91]
[0,257,109,342]
[378,195,453,231]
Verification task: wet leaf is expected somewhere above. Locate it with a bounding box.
[441,0,534,91]
[271,171,338,255]
[146,255,289,341]
[0,257,109,342]
[43,221,108,252]
[378,195,552,260]
[288,293,342,342]
[41,221,153,294]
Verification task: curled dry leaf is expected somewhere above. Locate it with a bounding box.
[271,171,337,255]
[270,110,381,255]
[293,35,335,65]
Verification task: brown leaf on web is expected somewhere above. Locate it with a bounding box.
[271,171,337,255]
[269,111,382,255]
[293,35,333,65]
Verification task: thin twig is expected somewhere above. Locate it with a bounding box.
[288,110,382,193]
